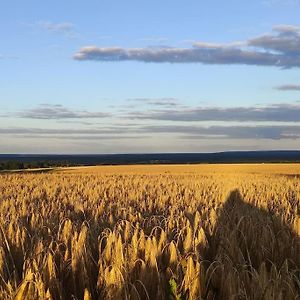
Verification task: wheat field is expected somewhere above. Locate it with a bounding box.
[0,164,299,299]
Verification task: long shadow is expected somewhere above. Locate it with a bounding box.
[204,189,300,299]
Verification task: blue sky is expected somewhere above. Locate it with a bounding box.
[0,0,300,153]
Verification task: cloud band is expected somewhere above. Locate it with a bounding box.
[74,25,300,68]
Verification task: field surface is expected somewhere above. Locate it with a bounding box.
[0,164,299,299]
[60,163,300,175]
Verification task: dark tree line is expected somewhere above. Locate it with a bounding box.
[0,160,73,171]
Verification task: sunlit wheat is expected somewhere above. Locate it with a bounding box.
[0,164,299,299]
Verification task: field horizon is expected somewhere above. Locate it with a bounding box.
[1,150,300,172]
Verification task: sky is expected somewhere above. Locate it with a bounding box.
[0,0,300,153]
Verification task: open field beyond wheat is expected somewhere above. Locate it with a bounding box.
[0,164,299,299]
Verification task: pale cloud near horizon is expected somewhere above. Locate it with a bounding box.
[16,104,110,119]
[74,25,300,68]
[126,103,300,122]
[126,97,181,107]
[1,123,300,140]
[9,102,300,122]
[3,100,300,151]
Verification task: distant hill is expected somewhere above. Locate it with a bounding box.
[0,151,300,170]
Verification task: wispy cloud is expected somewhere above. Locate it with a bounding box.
[127,97,180,107]
[4,101,300,142]
[74,25,300,68]
[142,125,300,139]
[275,84,300,91]
[10,102,300,123]
[0,127,128,135]
[126,103,300,122]
[138,37,169,43]
[17,104,110,119]
[37,21,76,37]
[0,54,19,60]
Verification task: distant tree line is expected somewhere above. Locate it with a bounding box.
[0,160,74,171]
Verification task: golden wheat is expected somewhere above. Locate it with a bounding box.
[0,164,299,299]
